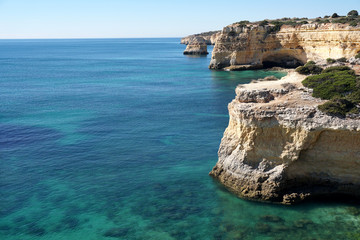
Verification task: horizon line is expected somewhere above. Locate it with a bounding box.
[0,37,185,40]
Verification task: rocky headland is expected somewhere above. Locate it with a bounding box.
[201,12,360,204]
[209,21,360,70]
[209,71,360,204]
[181,30,221,45]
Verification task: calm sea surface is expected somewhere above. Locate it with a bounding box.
[0,38,359,240]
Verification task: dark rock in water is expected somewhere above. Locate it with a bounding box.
[293,219,314,228]
[12,215,26,224]
[26,223,46,236]
[213,231,224,240]
[255,223,271,233]
[272,224,291,232]
[170,229,186,239]
[260,214,284,222]
[61,216,79,229]
[103,227,129,238]
[0,224,11,231]
[346,206,360,216]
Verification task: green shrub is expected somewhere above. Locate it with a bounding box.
[332,17,360,25]
[322,66,352,73]
[295,62,323,75]
[350,21,359,27]
[236,20,250,27]
[332,13,339,18]
[316,18,330,24]
[324,15,330,18]
[346,89,360,103]
[259,20,269,26]
[326,58,336,64]
[332,17,349,24]
[305,61,316,66]
[348,10,359,17]
[282,21,299,26]
[318,97,357,118]
[337,57,347,62]
[302,70,357,99]
[268,21,284,33]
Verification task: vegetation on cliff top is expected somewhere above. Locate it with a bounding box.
[302,66,360,117]
[295,61,323,75]
[234,10,360,32]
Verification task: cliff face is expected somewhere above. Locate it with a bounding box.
[209,23,360,69]
[183,37,208,55]
[210,72,360,204]
[181,31,221,45]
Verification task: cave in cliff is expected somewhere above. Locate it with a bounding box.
[262,54,304,68]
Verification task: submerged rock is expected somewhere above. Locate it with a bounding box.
[104,227,129,238]
[260,215,284,222]
[255,223,271,233]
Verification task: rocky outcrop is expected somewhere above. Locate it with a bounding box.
[181,31,221,45]
[183,37,208,55]
[210,72,360,204]
[209,23,360,69]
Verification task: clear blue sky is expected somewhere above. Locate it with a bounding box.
[0,0,358,38]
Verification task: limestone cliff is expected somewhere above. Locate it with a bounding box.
[183,37,208,55]
[209,23,360,69]
[210,72,360,204]
[181,31,221,45]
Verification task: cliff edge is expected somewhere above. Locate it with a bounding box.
[181,31,221,45]
[183,37,209,55]
[210,71,360,204]
[209,23,360,69]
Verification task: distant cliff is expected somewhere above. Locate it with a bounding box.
[181,31,221,45]
[210,71,360,204]
[183,37,208,55]
[209,23,360,69]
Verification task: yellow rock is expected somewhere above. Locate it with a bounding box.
[209,23,360,69]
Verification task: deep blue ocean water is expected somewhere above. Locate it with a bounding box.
[0,38,359,240]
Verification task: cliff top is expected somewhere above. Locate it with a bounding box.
[228,10,360,30]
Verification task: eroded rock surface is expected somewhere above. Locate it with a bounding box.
[209,23,360,69]
[181,31,221,45]
[183,37,208,55]
[210,71,360,204]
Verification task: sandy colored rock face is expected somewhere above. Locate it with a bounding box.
[183,42,208,55]
[183,37,209,55]
[181,31,221,45]
[209,23,360,69]
[210,72,360,204]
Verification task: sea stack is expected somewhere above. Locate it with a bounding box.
[183,37,208,55]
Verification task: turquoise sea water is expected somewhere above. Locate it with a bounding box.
[0,38,359,240]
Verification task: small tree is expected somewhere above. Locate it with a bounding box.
[259,20,269,27]
[332,13,339,18]
[348,10,359,17]
[326,58,336,64]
